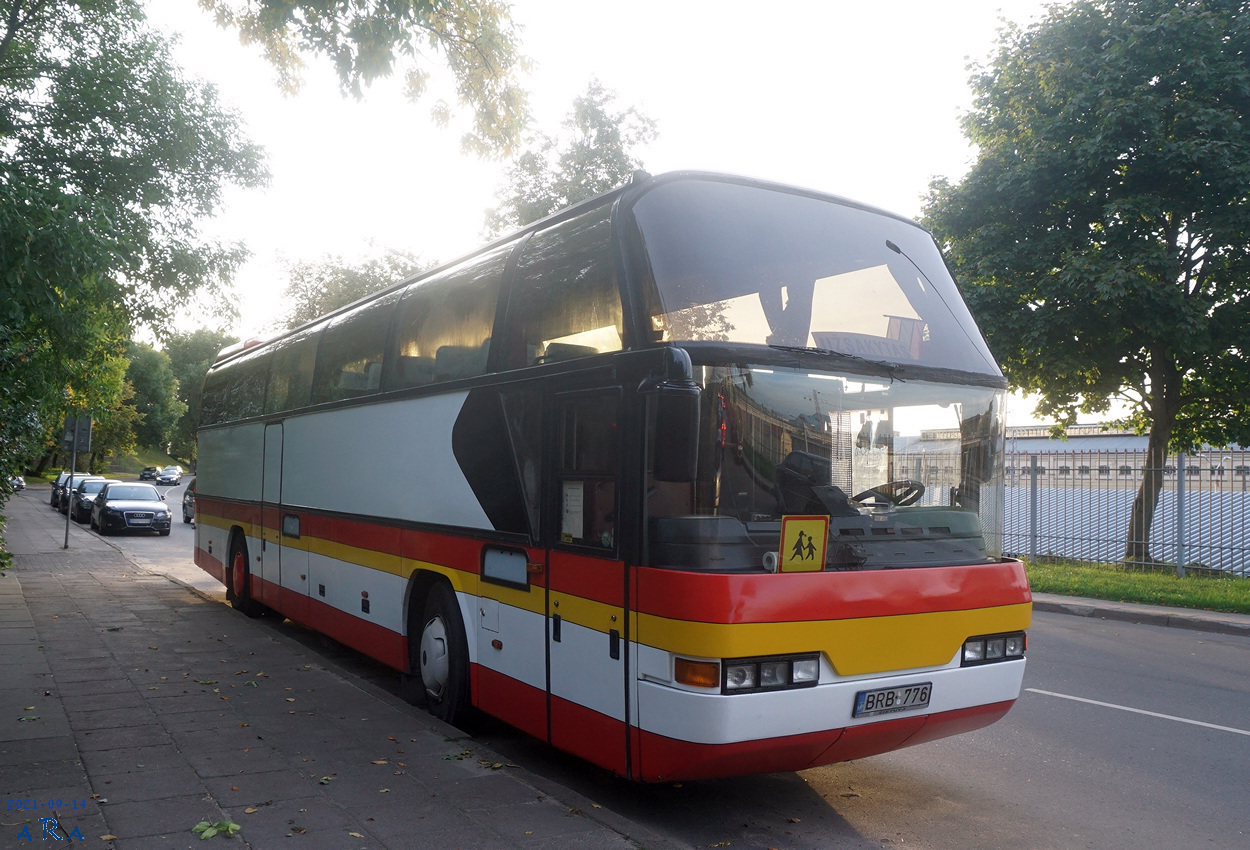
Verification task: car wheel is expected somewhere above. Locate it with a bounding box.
[226,535,264,618]
[417,582,471,726]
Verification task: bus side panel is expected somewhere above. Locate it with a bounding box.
[280,395,492,530]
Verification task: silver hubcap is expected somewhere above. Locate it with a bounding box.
[419,615,450,700]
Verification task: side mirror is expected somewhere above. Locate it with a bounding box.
[653,383,700,483]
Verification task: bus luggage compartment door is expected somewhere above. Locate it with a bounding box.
[547,551,627,776]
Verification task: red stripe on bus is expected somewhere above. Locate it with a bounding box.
[196,547,224,584]
[549,551,625,607]
[473,665,548,742]
[633,560,1031,624]
[634,700,1016,782]
[549,694,628,776]
[200,504,497,578]
[247,573,407,671]
[198,497,262,526]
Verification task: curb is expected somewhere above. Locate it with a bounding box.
[1031,593,1250,638]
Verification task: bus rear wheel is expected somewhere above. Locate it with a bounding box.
[226,536,264,618]
[417,582,470,727]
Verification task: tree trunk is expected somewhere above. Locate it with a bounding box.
[1123,381,1181,565]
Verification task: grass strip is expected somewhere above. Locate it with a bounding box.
[1025,559,1250,615]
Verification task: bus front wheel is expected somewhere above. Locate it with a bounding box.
[226,536,264,618]
[418,582,470,726]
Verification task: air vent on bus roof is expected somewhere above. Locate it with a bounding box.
[213,337,269,363]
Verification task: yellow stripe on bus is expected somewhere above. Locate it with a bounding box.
[634,603,1033,676]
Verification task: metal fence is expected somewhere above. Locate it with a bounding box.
[1002,449,1249,576]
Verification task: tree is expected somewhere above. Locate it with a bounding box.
[2,0,269,327]
[202,0,530,157]
[165,328,239,463]
[0,0,267,494]
[280,252,426,329]
[485,79,657,235]
[923,0,1250,565]
[1,174,131,488]
[127,343,187,450]
[86,372,142,475]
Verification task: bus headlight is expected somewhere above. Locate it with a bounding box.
[962,631,1026,666]
[725,663,758,690]
[722,653,820,693]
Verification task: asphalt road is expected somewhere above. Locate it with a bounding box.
[48,484,1250,850]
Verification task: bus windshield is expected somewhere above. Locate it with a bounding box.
[648,364,1005,572]
[631,178,999,376]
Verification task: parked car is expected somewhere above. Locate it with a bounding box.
[7,475,24,491]
[50,471,73,508]
[70,477,116,523]
[139,466,160,480]
[181,478,196,524]
[155,465,183,485]
[59,475,104,514]
[90,482,172,536]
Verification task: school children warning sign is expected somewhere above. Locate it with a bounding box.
[779,515,829,572]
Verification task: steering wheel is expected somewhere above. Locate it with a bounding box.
[852,479,926,507]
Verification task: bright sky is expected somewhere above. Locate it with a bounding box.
[147,0,1062,422]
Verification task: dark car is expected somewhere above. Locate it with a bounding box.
[90,481,172,536]
[155,465,183,485]
[139,466,160,480]
[181,478,196,524]
[59,475,105,514]
[50,471,74,508]
[69,477,116,523]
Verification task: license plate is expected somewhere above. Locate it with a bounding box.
[853,682,932,718]
[129,517,151,526]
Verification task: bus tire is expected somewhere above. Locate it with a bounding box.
[417,582,471,727]
[226,534,265,618]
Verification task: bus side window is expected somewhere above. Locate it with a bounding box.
[265,329,320,414]
[311,290,401,404]
[201,368,231,426]
[503,205,623,371]
[387,243,509,391]
[228,350,270,420]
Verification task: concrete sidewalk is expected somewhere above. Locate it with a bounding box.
[1,490,675,849]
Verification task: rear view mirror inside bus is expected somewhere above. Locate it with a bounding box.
[653,383,700,483]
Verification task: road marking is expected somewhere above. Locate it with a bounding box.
[1026,688,1250,737]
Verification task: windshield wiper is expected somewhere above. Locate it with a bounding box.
[768,343,871,365]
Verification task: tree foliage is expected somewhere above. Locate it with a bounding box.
[85,371,142,475]
[164,328,239,462]
[0,173,131,488]
[280,251,426,329]
[201,0,530,157]
[485,79,656,235]
[127,343,187,450]
[0,0,267,492]
[923,0,1250,563]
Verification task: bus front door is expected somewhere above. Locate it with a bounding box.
[545,389,629,776]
